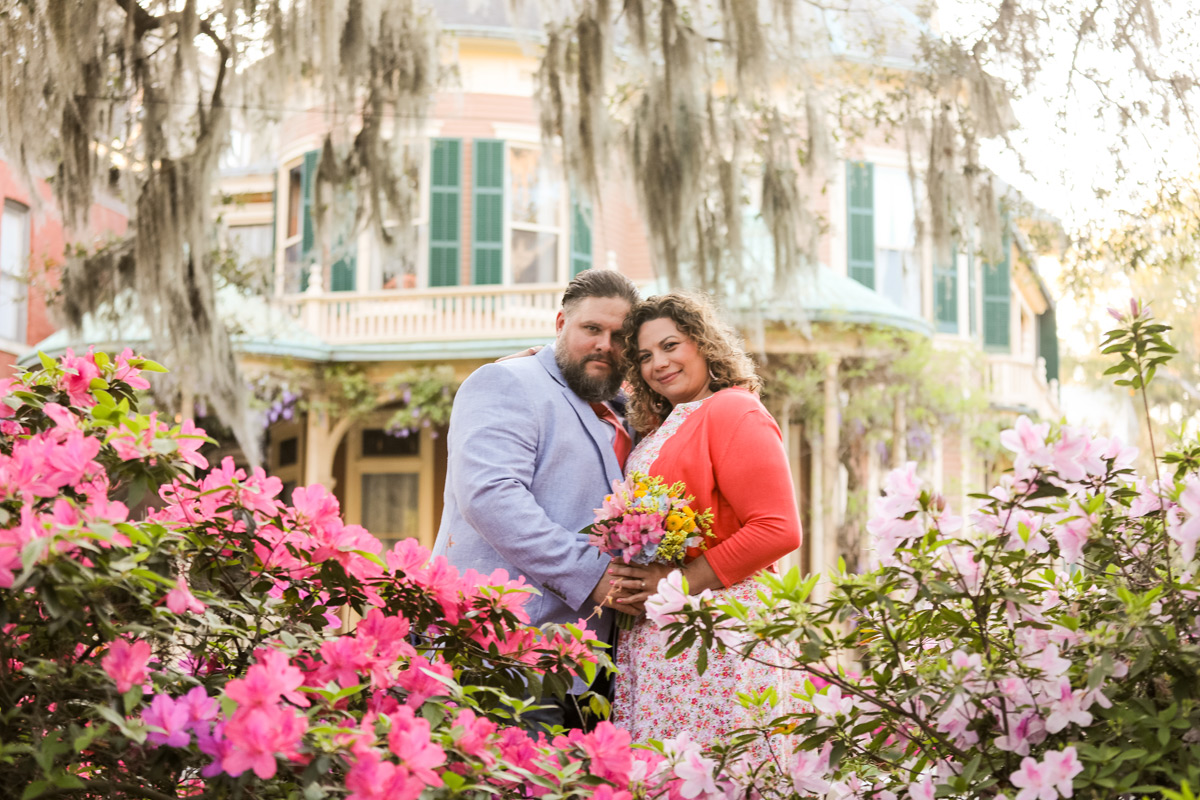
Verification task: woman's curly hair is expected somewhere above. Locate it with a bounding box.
[621,291,762,434]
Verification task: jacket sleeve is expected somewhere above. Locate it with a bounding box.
[446,365,610,611]
[703,403,803,587]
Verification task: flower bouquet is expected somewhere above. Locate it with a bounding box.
[586,471,714,629]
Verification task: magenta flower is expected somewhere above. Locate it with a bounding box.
[386,706,446,787]
[222,704,307,779]
[112,348,152,391]
[577,721,633,784]
[165,574,206,614]
[142,693,192,747]
[225,649,308,711]
[180,686,219,727]
[101,638,152,693]
[59,348,100,408]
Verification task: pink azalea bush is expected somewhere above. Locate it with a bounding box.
[655,301,1200,798]
[0,348,717,798]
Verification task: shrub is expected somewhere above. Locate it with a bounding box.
[657,300,1200,798]
[0,348,712,799]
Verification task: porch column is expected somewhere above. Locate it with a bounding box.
[817,357,840,579]
[303,405,353,491]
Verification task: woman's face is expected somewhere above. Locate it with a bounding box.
[636,316,713,407]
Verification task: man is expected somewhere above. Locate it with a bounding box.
[431,268,641,729]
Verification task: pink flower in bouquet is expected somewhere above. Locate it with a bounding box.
[102,638,152,693]
[595,475,634,519]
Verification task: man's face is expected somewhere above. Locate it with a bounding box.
[554,295,632,403]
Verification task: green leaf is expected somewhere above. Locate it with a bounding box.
[22,781,52,800]
[136,359,169,373]
[37,351,57,371]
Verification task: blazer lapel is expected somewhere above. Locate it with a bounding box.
[537,346,624,482]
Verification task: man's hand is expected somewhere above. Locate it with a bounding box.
[589,570,641,616]
[495,345,544,363]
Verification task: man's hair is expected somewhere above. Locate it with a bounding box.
[560,268,640,312]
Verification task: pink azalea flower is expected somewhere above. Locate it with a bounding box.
[180,686,219,727]
[789,742,832,795]
[101,638,152,693]
[1170,476,1200,562]
[387,537,431,578]
[671,745,720,799]
[175,419,209,469]
[812,684,857,725]
[113,348,152,390]
[994,710,1047,756]
[395,656,453,708]
[645,569,689,627]
[578,722,633,784]
[1043,747,1084,796]
[1043,678,1095,733]
[222,704,307,779]
[166,574,206,614]
[225,649,309,711]
[386,706,446,787]
[999,416,1052,474]
[346,749,406,800]
[908,777,937,800]
[449,708,497,765]
[879,462,923,517]
[142,693,192,747]
[59,348,101,407]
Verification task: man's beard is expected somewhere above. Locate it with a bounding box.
[556,349,623,403]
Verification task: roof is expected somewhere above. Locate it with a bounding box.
[736,264,934,336]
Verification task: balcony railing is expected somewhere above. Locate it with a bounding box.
[987,354,1060,419]
[281,284,565,345]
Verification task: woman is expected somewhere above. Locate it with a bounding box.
[607,291,802,746]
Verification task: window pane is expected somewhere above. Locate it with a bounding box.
[0,201,30,342]
[229,224,275,261]
[511,230,558,284]
[362,473,420,540]
[509,147,562,227]
[283,242,304,293]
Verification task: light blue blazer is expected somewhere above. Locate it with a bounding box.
[432,345,622,674]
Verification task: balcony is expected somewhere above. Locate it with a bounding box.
[986,354,1060,420]
[280,284,565,346]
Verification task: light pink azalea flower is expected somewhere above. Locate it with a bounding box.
[789,742,832,795]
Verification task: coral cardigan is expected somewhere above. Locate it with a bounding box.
[645,387,802,587]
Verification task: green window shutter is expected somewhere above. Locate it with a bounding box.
[846,161,875,289]
[570,192,593,276]
[1038,307,1059,384]
[429,139,462,287]
[934,244,958,333]
[299,149,319,291]
[330,251,356,291]
[982,227,1011,351]
[472,140,504,285]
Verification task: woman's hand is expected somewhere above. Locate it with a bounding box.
[606,562,677,615]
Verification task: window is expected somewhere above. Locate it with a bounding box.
[0,200,30,343]
[509,145,563,284]
[281,153,318,293]
[982,227,1012,351]
[361,473,421,541]
[934,243,958,333]
[873,165,921,318]
[846,161,874,289]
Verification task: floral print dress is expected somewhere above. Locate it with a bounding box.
[610,396,797,751]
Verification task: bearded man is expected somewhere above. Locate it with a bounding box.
[431,268,641,729]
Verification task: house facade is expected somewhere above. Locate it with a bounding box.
[23,1,1060,575]
[0,158,127,377]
